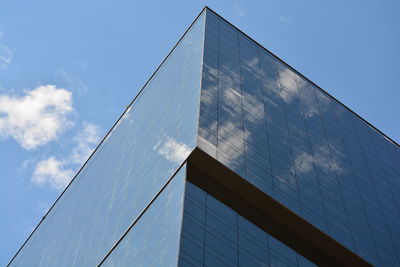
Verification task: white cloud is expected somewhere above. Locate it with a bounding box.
[0,85,73,149]
[32,157,75,191]
[0,32,13,70]
[32,122,100,191]
[156,137,191,164]
[70,122,100,164]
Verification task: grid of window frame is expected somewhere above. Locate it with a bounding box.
[178,182,316,267]
[197,10,400,266]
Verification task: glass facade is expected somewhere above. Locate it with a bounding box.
[102,165,187,267]
[179,182,316,267]
[197,10,400,266]
[9,12,205,267]
[10,7,400,267]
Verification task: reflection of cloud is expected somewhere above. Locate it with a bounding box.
[156,137,191,163]
[278,68,298,103]
[298,85,319,119]
[243,57,259,69]
[295,75,307,89]
[216,120,249,176]
[314,90,332,114]
[219,65,241,88]
[32,122,101,191]
[294,151,314,174]
[0,32,13,70]
[0,85,73,149]
[242,91,265,124]
[275,173,297,189]
[313,143,343,174]
[304,106,319,118]
[218,121,248,156]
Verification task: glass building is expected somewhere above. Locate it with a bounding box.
[9,7,400,267]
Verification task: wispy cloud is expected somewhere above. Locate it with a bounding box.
[70,122,100,164]
[32,122,101,191]
[58,69,88,96]
[155,137,191,164]
[0,31,13,70]
[277,13,290,23]
[233,0,245,17]
[0,85,74,149]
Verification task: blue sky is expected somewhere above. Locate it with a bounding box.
[1,0,399,264]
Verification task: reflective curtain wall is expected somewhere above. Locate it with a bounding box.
[10,12,205,267]
[197,9,400,266]
[9,7,400,267]
[102,164,187,267]
[178,182,316,267]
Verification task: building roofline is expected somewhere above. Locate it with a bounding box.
[203,6,399,149]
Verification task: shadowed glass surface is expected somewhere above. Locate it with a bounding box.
[197,9,400,266]
[102,165,187,267]
[9,12,205,267]
[178,182,316,267]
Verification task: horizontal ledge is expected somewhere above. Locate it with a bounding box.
[187,147,371,267]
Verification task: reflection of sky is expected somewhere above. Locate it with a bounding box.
[198,10,400,266]
[179,181,316,267]
[102,165,186,266]
[200,15,347,189]
[155,137,191,164]
[9,11,205,267]
[1,3,399,266]
[278,67,298,103]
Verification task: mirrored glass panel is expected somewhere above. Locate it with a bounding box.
[102,165,187,266]
[10,12,205,267]
[178,182,317,267]
[198,9,400,266]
